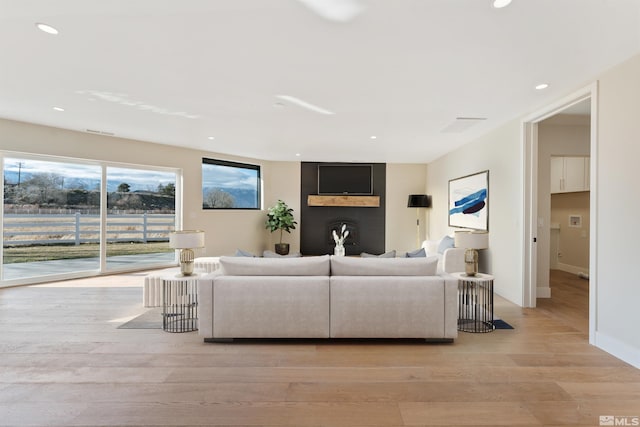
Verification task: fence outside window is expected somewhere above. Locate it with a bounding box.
[3,213,175,246]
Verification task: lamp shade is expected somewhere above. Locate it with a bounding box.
[407,194,431,208]
[169,230,205,249]
[454,231,488,249]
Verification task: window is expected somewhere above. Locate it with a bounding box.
[202,158,260,209]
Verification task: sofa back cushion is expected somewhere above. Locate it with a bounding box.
[330,255,438,276]
[219,254,330,276]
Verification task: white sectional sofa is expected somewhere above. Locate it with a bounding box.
[197,255,458,342]
[422,236,466,274]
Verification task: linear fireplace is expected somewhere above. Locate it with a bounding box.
[300,162,386,256]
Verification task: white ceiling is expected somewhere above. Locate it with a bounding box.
[1,0,639,163]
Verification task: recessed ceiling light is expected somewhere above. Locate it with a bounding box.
[535,83,549,90]
[295,153,301,157]
[370,136,377,140]
[52,106,64,112]
[207,136,215,140]
[36,23,59,35]
[492,0,512,8]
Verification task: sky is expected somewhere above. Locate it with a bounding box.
[3,158,175,192]
[201,163,259,190]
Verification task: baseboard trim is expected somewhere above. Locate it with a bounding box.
[556,262,589,276]
[595,331,640,369]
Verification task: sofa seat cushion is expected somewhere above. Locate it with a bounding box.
[213,276,330,338]
[219,254,330,276]
[330,255,438,276]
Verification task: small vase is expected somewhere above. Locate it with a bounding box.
[334,244,345,257]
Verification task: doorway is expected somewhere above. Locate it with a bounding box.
[536,102,591,297]
[522,83,598,344]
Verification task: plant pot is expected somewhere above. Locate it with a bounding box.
[275,243,290,255]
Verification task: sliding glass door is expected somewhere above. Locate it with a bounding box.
[105,166,176,271]
[2,157,102,281]
[1,154,179,285]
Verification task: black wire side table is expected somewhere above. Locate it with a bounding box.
[453,272,494,333]
[161,273,199,333]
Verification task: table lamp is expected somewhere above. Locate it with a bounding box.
[454,231,488,276]
[169,230,205,276]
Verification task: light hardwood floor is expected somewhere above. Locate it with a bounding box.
[0,269,638,426]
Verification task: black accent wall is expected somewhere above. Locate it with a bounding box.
[300,162,386,255]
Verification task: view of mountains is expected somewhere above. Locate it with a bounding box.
[4,170,164,193]
[202,187,259,209]
[5,168,257,208]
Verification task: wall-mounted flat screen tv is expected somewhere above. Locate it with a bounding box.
[317,164,373,195]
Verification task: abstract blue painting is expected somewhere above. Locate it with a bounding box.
[448,170,489,231]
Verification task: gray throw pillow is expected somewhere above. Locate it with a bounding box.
[437,235,455,254]
[234,249,255,257]
[405,247,426,258]
[360,250,396,258]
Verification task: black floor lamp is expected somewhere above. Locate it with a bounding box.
[407,194,432,248]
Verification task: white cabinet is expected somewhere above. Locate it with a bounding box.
[550,156,590,194]
[550,157,564,193]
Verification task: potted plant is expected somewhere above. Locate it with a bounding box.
[265,199,297,255]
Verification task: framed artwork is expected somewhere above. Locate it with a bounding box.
[448,170,489,231]
[569,215,582,228]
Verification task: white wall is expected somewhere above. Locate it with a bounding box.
[426,121,523,305]
[537,117,590,295]
[550,191,590,272]
[385,164,429,253]
[263,161,301,254]
[593,54,640,367]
